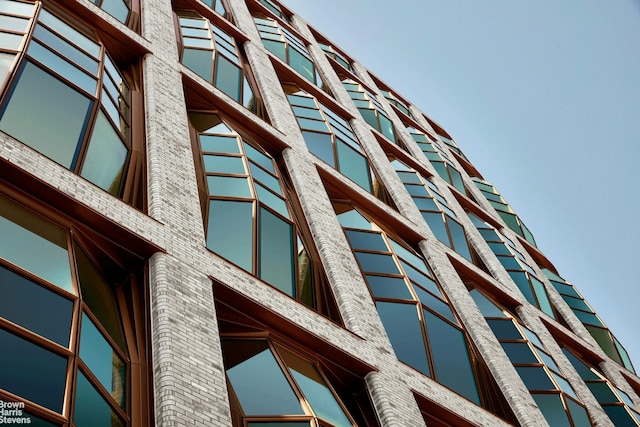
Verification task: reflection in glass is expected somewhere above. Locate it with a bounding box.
[73,371,125,427]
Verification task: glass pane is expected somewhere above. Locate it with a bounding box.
[0,264,73,347]
[99,0,129,24]
[207,200,253,272]
[27,41,97,94]
[297,117,329,132]
[201,134,239,153]
[336,139,372,192]
[203,154,245,174]
[207,175,252,197]
[79,314,126,409]
[0,0,35,15]
[487,319,522,340]
[358,108,378,130]
[423,310,480,404]
[0,30,24,50]
[413,196,439,211]
[279,349,351,427]
[400,261,440,296]
[531,276,555,319]
[415,287,456,324]
[508,272,537,307]
[378,114,396,142]
[214,54,242,102]
[81,111,127,195]
[288,48,315,83]
[336,207,371,230]
[244,143,275,173]
[0,51,15,88]
[259,208,295,296]
[182,48,213,81]
[603,406,637,427]
[32,24,99,75]
[223,340,304,415]
[38,10,99,57]
[249,163,281,194]
[501,342,538,364]
[516,366,555,390]
[73,371,125,427]
[532,394,572,427]
[0,327,67,412]
[376,301,430,375]
[355,252,400,275]
[345,230,387,252]
[365,275,412,300]
[0,61,92,168]
[587,382,618,403]
[469,289,506,318]
[255,183,289,218]
[448,219,472,262]
[301,131,334,166]
[422,212,450,247]
[0,198,72,292]
[262,39,287,62]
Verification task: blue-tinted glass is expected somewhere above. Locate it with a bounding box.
[487,319,522,340]
[249,163,281,194]
[201,134,239,153]
[207,175,251,197]
[203,154,245,174]
[0,265,72,347]
[378,114,396,142]
[224,340,304,415]
[400,261,440,296]
[423,310,480,404]
[603,406,637,426]
[413,196,439,212]
[0,328,67,412]
[207,200,253,271]
[508,271,537,307]
[99,0,129,24]
[259,208,295,296]
[355,252,400,275]
[561,348,601,381]
[587,382,618,403]
[244,143,275,173]
[336,208,371,230]
[501,342,538,364]
[516,366,555,390]
[376,301,430,376]
[405,185,430,198]
[422,212,450,247]
[73,371,124,427]
[396,171,421,184]
[32,25,99,75]
[532,394,572,427]
[262,39,287,62]
[336,139,372,192]
[287,94,317,108]
[81,111,127,195]
[255,184,289,218]
[182,48,213,81]
[38,10,99,57]
[563,296,591,311]
[27,41,97,94]
[289,48,315,83]
[566,398,591,427]
[531,276,555,319]
[574,310,603,327]
[389,240,426,270]
[302,131,334,166]
[365,275,412,300]
[79,313,126,408]
[214,54,242,102]
[469,289,506,318]
[345,230,387,251]
[414,287,456,324]
[447,219,472,262]
[0,61,92,168]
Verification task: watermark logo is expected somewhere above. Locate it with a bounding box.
[0,400,31,424]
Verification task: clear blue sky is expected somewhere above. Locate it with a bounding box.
[282,0,640,369]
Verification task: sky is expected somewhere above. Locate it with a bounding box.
[281,0,640,370]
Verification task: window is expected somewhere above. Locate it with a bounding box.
[92,0,132,26]
[391,159,473,262]
[407,127,466,194]
[543,269,636,373]
[342,78,397,143]
[0,194,149,425]
[469,288,592,427]
[562,347,640,425]
[257,0,288,21]
[200,0,227,17]
[335,202,482,405]
[285,88,374,193]
[318,41,351,71]
[468,213,556,319]
[254,16,320,85]
[472,177,536,247]
[178,12,257,112]
[0,2,142,206]
[380,88,409,116]
[189,113,339,319]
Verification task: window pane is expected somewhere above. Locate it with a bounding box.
[249,163,281,194]
[365,275,411,300]
[203,154,245,174]
[0,264,72,347]
[501,342,538,364]
[345,230,387,252]
[448,219,472,262]
[376,301,430,376]
[207,175,251,197]
[400,261,440,296]
[244,143,275,173]
[516,366,555,390]
[415,287,456,324]
[280,349,351,427]
[201,134,239,153]
[288,48,314,83]
[531,276,555,319]
[32,25,99,75]
[0,327,67,412]
[81,111,127,194]
[532,394,572,427]
[99,0,129,24]
[355,252,400,275]
[422,212,450,247]
[214,54,242,102]
[223,340,304,415]
[79,313,126,408]
[423,310,480,404]
[487,319,522,340]
[0,199,72,292]
[0,61,92,168]
[336,139,371,192]
[301,131,334,166]
[0,52,15,88]
[259,208,295,296]
[255,183,289,218]
[73,371,125,427]
[207,200,253,272]
[262,39,287,62]
[603,406,637,426]
[182,48,213,81]
[28,41,97,94]
[378,114,395,142]
[469,289,506,318]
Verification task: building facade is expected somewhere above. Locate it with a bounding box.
[0,0,638,425]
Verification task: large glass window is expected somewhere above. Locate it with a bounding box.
[468,213,556,319]
[469,288,592,427]
[0,194,148,425]
[341,78,396,143]
[318,41,351,71]
[0,2,140,204]
[543,269,636,373]
[190,113,339,319]
[379,88,409,116]
[285,88,373,193]
[334,202,481,405]
[178,12,257,112]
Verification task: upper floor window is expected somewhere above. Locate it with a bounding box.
[178,12,258,112]
[469,288,592,427]
[0,193,149,425]
[254,16,320,85]
[256,0,288,21]
[285,87,374,194]
[468,213,556,319]
[380,88,409,116]
[92,0,131,26]
[543,269,636,374]
[318,41,351,71]
[341,78,397,144]
[0,2,143,206]
[200,0,227,17]
[189,112,339,320]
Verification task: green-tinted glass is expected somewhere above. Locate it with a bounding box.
[302,131,334,166]
[345,230,387,252]
[288,48,315,83]
[203,154,245,174]
[336,139,372,192]
[365,275,412,300]
[355,252,399,275]
[182,48,213,81]
[262,39,287,62]
[207,175,251,197]
[214,54,242,102]
[73,371,125,427]
[99,0,129,23]
[207,200,253,272]
[532,394,572,427]
[201,134,240,153]
[469,289,506,318]
[414,287,456,324]
[516,366,555,390]
[259,208,295,296]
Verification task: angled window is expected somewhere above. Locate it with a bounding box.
[472,177,536,247]
[92,0,132,26]
[189,113,339,319]
[468,214,556,319]
[0,194,149,425]
[318,41,351,71]
[391,159,473,263]
[380,88,409,116]
[0,3,142,205]
[334,202,482,405]
[562,347,640,425]
[543,269,635,373]
[178,12,257,112]
[254,16,320,85]
[285,88,374,193]
[469,288,592,427]
[200,0,228,17]
[342,78,397,143]
[408,127,466,194]
[256,0,288,21]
